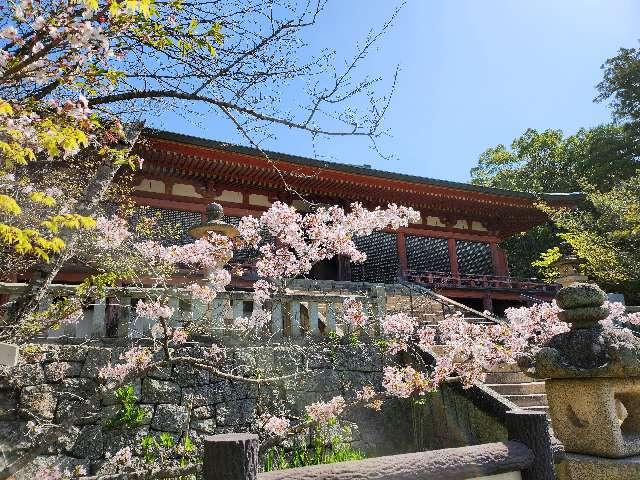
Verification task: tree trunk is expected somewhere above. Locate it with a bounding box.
[5,123,143,337]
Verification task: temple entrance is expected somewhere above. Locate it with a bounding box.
[309,256,351,281]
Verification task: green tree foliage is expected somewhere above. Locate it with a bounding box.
[539,176,640,302]
[471,125,638,193]
[597,42,640,141]
[470,125,638,279]
[471,40,640,283]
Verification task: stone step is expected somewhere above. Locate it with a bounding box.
[485,382,546,395]
[521,405,549,412]
[505,393,548,408]
[483,362,523,374]
[484,371,533,384]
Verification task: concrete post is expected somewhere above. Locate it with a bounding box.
[203,433,259,480]
[524,282,640,479]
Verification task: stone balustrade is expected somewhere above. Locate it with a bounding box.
[0,282,384,339]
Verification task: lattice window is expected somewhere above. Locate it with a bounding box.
[350,232,399,284]
[130,207,202,246]
[406,235,451,273]
[456,240,494,275]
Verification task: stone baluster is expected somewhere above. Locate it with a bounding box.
[271,300,283,336]
[524,282,640,479]
[308,301,320,335]
[91,298,106,337]
[233,298,244,320]
[326,302,336,333]
[290,301,301,337]
[117,296,131,337]
[210,297,227,330]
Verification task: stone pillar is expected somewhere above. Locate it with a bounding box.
[203,433,259,480]
[524,282,640,479]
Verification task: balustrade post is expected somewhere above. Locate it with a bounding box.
[203,433,258,480]
[372,284,386,335]
[271,301,283,336]
[117,296,131,338]
[326,302,336,333]
[290,301,301,337]
[168,295,180,327]
[211,297,227,330]
[91,299,106,338]
[505,411,554,480]
[233,298,244,320]
[308,302,320,335]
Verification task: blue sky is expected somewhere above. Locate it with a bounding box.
[153,0,640,183]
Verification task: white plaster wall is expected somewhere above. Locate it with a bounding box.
[215,190,243,203]
[171,183,203,198]
[133,178,165,193]
[471,220,488,232]
[425,216,446,227]
[248,193,271,207]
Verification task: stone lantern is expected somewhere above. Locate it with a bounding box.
[523,282,640,479]
[549,241,588,288]
[188,203,239,270]
[189,202,239,241]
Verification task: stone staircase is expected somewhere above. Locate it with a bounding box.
[390,283,549,413]
[484,363,548,412]
[291,280,550,413]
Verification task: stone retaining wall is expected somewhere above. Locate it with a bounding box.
[0,338,506,477]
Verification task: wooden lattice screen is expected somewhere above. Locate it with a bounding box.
[351,231,400,284]
[406,235,451,273]
[455,240,494,275]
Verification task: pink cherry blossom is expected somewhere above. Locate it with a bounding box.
[135,299,174,320]
[186,283,218,303]
[382,365,428,398]
[98,347,152,382]
[96,215,131,249]
[355,385,377,402]
[305,396,346,424]
[342,297,367,328]
[262,415,290,436]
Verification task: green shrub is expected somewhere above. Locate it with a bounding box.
[104,384,147,429]
[263,425,365,472]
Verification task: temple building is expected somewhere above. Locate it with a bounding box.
[128,129,575,314]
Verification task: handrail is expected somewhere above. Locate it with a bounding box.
[257,441,533,480]
[404,269,561,294]
[400,281,505,325]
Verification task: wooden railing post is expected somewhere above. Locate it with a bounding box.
[203,433,258,480]
[505,410,554,480]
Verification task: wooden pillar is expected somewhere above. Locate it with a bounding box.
[447,238,459,275]
[397,231,408,279]
[490,242,507,276]
[482,293,493,313]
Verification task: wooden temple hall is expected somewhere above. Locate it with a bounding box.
[128,129,575,314]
